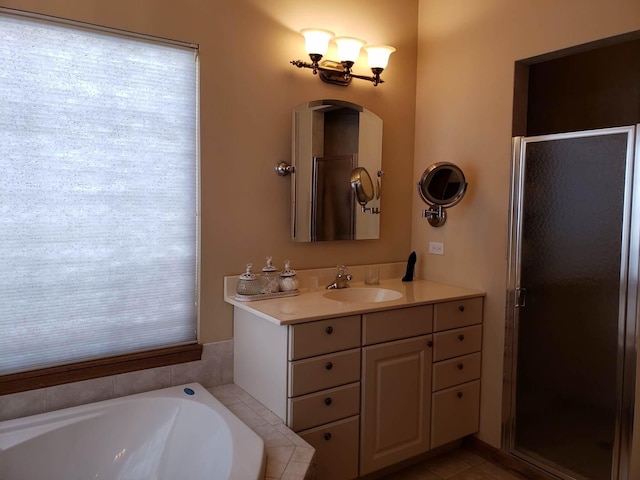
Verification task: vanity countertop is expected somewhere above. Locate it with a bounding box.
[224,277,485,326]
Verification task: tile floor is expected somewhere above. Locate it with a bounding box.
[382,448,527,480]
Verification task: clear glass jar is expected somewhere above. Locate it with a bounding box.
[261,256,280,294]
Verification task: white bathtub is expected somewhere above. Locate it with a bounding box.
[0,383,266,480]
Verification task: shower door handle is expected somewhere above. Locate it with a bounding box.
[516,287,526,308]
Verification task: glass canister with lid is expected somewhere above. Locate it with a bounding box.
[279,260,299,292]
[236,263,262,296]
[261,256,280,294]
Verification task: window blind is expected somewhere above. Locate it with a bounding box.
[0,11,199,375]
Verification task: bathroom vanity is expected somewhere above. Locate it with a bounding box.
[224,271,484,479]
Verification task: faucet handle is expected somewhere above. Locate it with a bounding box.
[327,265,351,288]
[338,265,352,283]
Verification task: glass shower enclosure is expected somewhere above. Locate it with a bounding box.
[504,126,640,480]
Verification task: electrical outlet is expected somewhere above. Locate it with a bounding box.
[429,241,444,255]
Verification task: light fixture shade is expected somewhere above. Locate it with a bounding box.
[334,36,366,63]
[300,28,334,56]
[365,45,396,69]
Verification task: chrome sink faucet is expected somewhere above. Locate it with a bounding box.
[326,265,352,289]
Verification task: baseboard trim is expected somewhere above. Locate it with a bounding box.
[359,441,462,480]
[462,436,558,480]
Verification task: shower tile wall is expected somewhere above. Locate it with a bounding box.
[0,340,233,422]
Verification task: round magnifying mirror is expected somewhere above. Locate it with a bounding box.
[351,167,375,206]
[417,162,467,208]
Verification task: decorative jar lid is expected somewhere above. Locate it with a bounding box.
[280,260,297,277]
[239,263,257,280]
[262,256,277,273]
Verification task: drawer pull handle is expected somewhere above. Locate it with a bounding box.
[325,362,333,370]
[457,363,464,370]
[458,305,465,312]
[324,397,333,406]
[324,432,332,441]
[325,326,334,335]
[427,340,433,348]
[457,392,463,399]
[458,334,465,341]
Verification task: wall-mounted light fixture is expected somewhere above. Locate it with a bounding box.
[290,28,395,87]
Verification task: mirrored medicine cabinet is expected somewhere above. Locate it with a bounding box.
[289,99,383,242]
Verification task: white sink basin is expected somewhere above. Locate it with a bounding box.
[323,287,403,303]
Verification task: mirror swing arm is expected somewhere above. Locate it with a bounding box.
[360,204,381,215]
[422,204,447,227]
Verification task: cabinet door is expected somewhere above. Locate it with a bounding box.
[360,335,433,475]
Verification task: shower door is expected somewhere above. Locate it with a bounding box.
[505,126,639,480]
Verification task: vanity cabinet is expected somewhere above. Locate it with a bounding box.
[231,290,484,480]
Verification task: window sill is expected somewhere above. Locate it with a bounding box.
[0,344,203,396]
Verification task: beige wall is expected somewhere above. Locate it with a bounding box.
[0,0,419,342]
[415,0,640,447]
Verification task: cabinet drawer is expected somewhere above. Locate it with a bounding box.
[289,315,361,360]
[432,352,481,391]
[288,382,360,432]
[431,380,480,448]
[433,324,482,361]
[298,415,359,480]
[434,297,483,331]
[362,304,433,345]
[289,348,361,397]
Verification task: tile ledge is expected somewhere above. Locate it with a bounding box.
[208,383,315,480]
